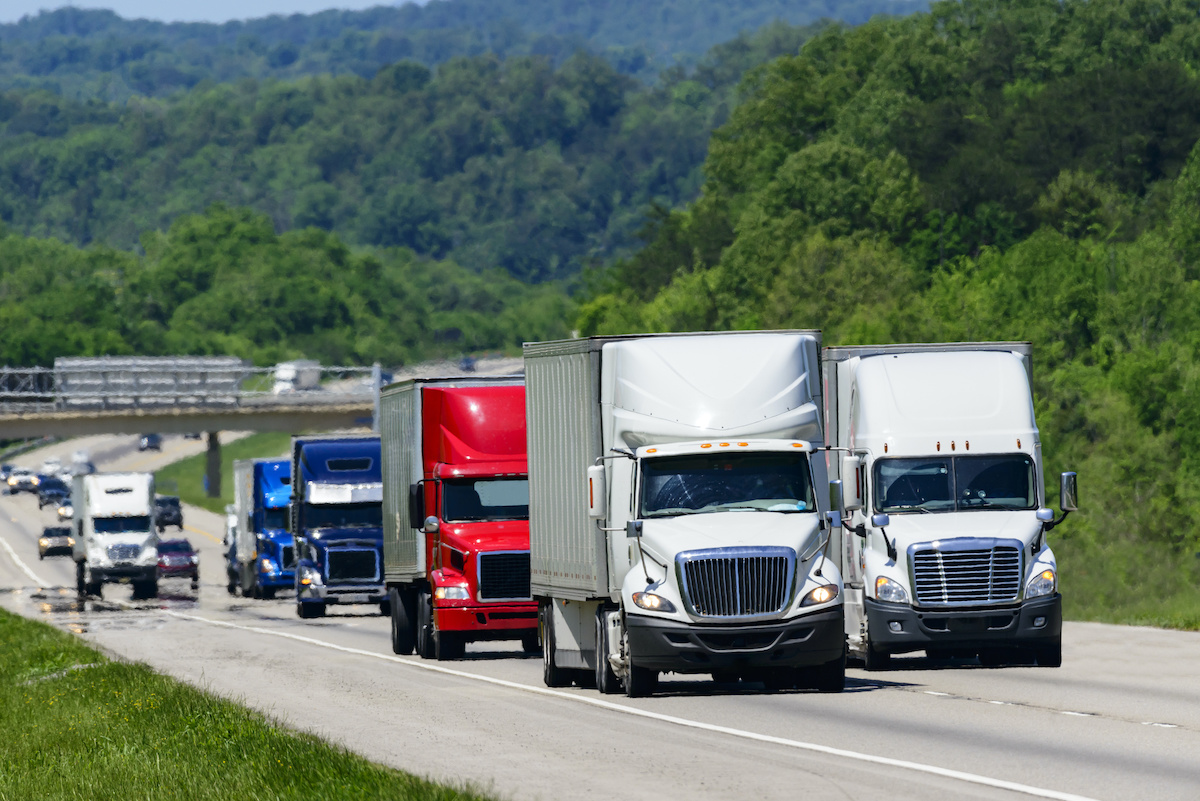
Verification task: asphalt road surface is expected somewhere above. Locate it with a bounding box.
[1,436,1197,801]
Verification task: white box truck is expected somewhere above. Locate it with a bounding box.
[273,360,321,394]
[72,472,159,599]
[823,343,1077,669]
[526,331,845,697]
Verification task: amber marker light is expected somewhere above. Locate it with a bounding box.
[719,442,730,447]
[646,448,657,453]
[738,442,749,447]
[700,443,712,448]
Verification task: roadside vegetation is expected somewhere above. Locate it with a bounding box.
[0,609,493,801]
[155,431,290,515]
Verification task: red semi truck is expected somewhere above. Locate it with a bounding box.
[380,377,538,660]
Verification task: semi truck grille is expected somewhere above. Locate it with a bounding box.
[910,543,1022,606]
[281,545,296,569]
[326,549,378,583]
[477,551,531,601]
[677,547,795,620]
[107,543,140,561]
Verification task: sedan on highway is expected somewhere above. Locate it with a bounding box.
[155,496,184,530]
[157,539,199,588]
[38,526,74,559]
[138,433,162,451]
[37,477,71,509]
[6,467,37,494]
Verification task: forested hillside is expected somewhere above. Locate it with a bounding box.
[581,0,1200,626]
[0,22,824,279]
[0,0,924,98]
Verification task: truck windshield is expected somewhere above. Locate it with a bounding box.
[443,478,529,522]
[303,502,382,529]
[640,452,814,518]
[261,508,287,531]
[874,454,1036,513]
[93,516,151,533]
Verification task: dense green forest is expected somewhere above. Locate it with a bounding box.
[0,204,570,366]
[0,0,923,97]
[581,0,1200,626]
[0,22,830,279]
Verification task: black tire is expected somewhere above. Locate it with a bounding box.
[435,630,465,661]
[595,610,621,695]
[416,592,435,659]
[378,599,391,617]
[802,649,847,693]
[863,631,891,671]
[541,602,571,687]
[389,588,415,655]
[297,602,325,619]
[76,561,86,595]
[1035,637,1063,668]
[520,630,540,655]
[226,571,238,596]
[260,586,276,600]
[623,664,658,698]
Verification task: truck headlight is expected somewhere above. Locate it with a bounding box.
[800,583,840,607]
[875,576,910,604]
[259,557,276,573]
[434,586,470,600]
[298,566,322,586]
[1026,569,1056,599]
[632,591,676,612]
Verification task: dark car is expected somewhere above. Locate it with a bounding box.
[157,538,199,586]
[138,433,162,451]
[155,496,184,530]
[37,477,70,509]
[38,525,74,559]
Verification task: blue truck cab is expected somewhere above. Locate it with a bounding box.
[291,435,388,619]
[233,458,294,599]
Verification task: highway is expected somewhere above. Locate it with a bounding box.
[0,436,1197,801]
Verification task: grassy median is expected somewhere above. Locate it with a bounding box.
[0,610,492,801]
[155,431,291,514]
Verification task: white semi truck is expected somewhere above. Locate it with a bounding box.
[72,472,159,599]
[526,331,845,697]
[823,343,1076,669]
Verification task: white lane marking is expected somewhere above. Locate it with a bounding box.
[924,690,950,696]
[1141,722,1178,728]
[163,610,1099,801]
[1061,711,1093,717]
[988,700,1011,705]
[0,528,49,586]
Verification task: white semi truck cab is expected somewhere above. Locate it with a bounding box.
[823,344,1077,669]
[526,332,845,697]
[72,472,159,599]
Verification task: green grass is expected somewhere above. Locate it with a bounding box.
[154,432,291,515]
[0,609,493,801]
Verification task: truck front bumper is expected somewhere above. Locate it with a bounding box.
[298,583,387,605]
[256,570,295,590]
[865,594,1062,655]
[92,564,156,584]
[436,603,537,638]
[625,606,844,674]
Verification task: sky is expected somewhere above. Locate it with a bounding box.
[0,2,415,24]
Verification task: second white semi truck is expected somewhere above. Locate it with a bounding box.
[526,331,845,697]
[823,343,1076,669]
[72,472,159,599]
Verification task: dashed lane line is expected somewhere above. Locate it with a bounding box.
[183,523,222,545]
[0,527,50,586]
[164,609,1100,801]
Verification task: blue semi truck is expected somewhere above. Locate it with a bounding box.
[290,434,388,619]
[232,457,294,599]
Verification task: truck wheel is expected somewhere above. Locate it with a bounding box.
[520,630,540,655]
[623,664,658,698]
[378,599,391,617]
[297,602,325,619]
[594,611,621,695]
[76,562,86,595]
[260,587,275,600]
[540,602,571,687]
[226,572,238,596]
[1035,637,1063,668]
[864,632,891,671]
[389,588,415,655]
[802,650,847,693]
[416,592,435,659]
[435,630,465,661]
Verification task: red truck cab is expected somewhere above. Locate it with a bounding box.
[382,380,537,660]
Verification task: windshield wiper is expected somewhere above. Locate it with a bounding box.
[884,504,934,513]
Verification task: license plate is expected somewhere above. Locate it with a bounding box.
[337,593,369,604]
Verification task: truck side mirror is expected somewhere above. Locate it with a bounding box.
[626,520,643,539]
[826,480,844,529]
[1060,472,1078,512]
[587,465,607,520]
[871,513,890,528]
[423,515,440,534]
[408,482,425,529]
[841,456,863,511]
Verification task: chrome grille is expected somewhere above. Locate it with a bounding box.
[478,551,531,601]
[107,543,139,561]
[677,547,794,620]
[325,549,379,583]
[911,543,1022,606]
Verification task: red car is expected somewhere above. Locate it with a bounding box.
[157,538,199,588]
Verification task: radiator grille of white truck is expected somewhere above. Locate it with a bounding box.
[477,551,532,601]
[910,542,1022,606]
[106,543,140,561]
[676,547,795,621]
[325,548,379,583]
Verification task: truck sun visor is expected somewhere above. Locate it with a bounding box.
[307,482,383,504]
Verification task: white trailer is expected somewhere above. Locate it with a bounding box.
[823,343,1077,669]
[72,472,158,599]
[272,360,321,394]
[526,331,845,697]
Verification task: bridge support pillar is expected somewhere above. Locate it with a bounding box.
[205,432,221,498]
